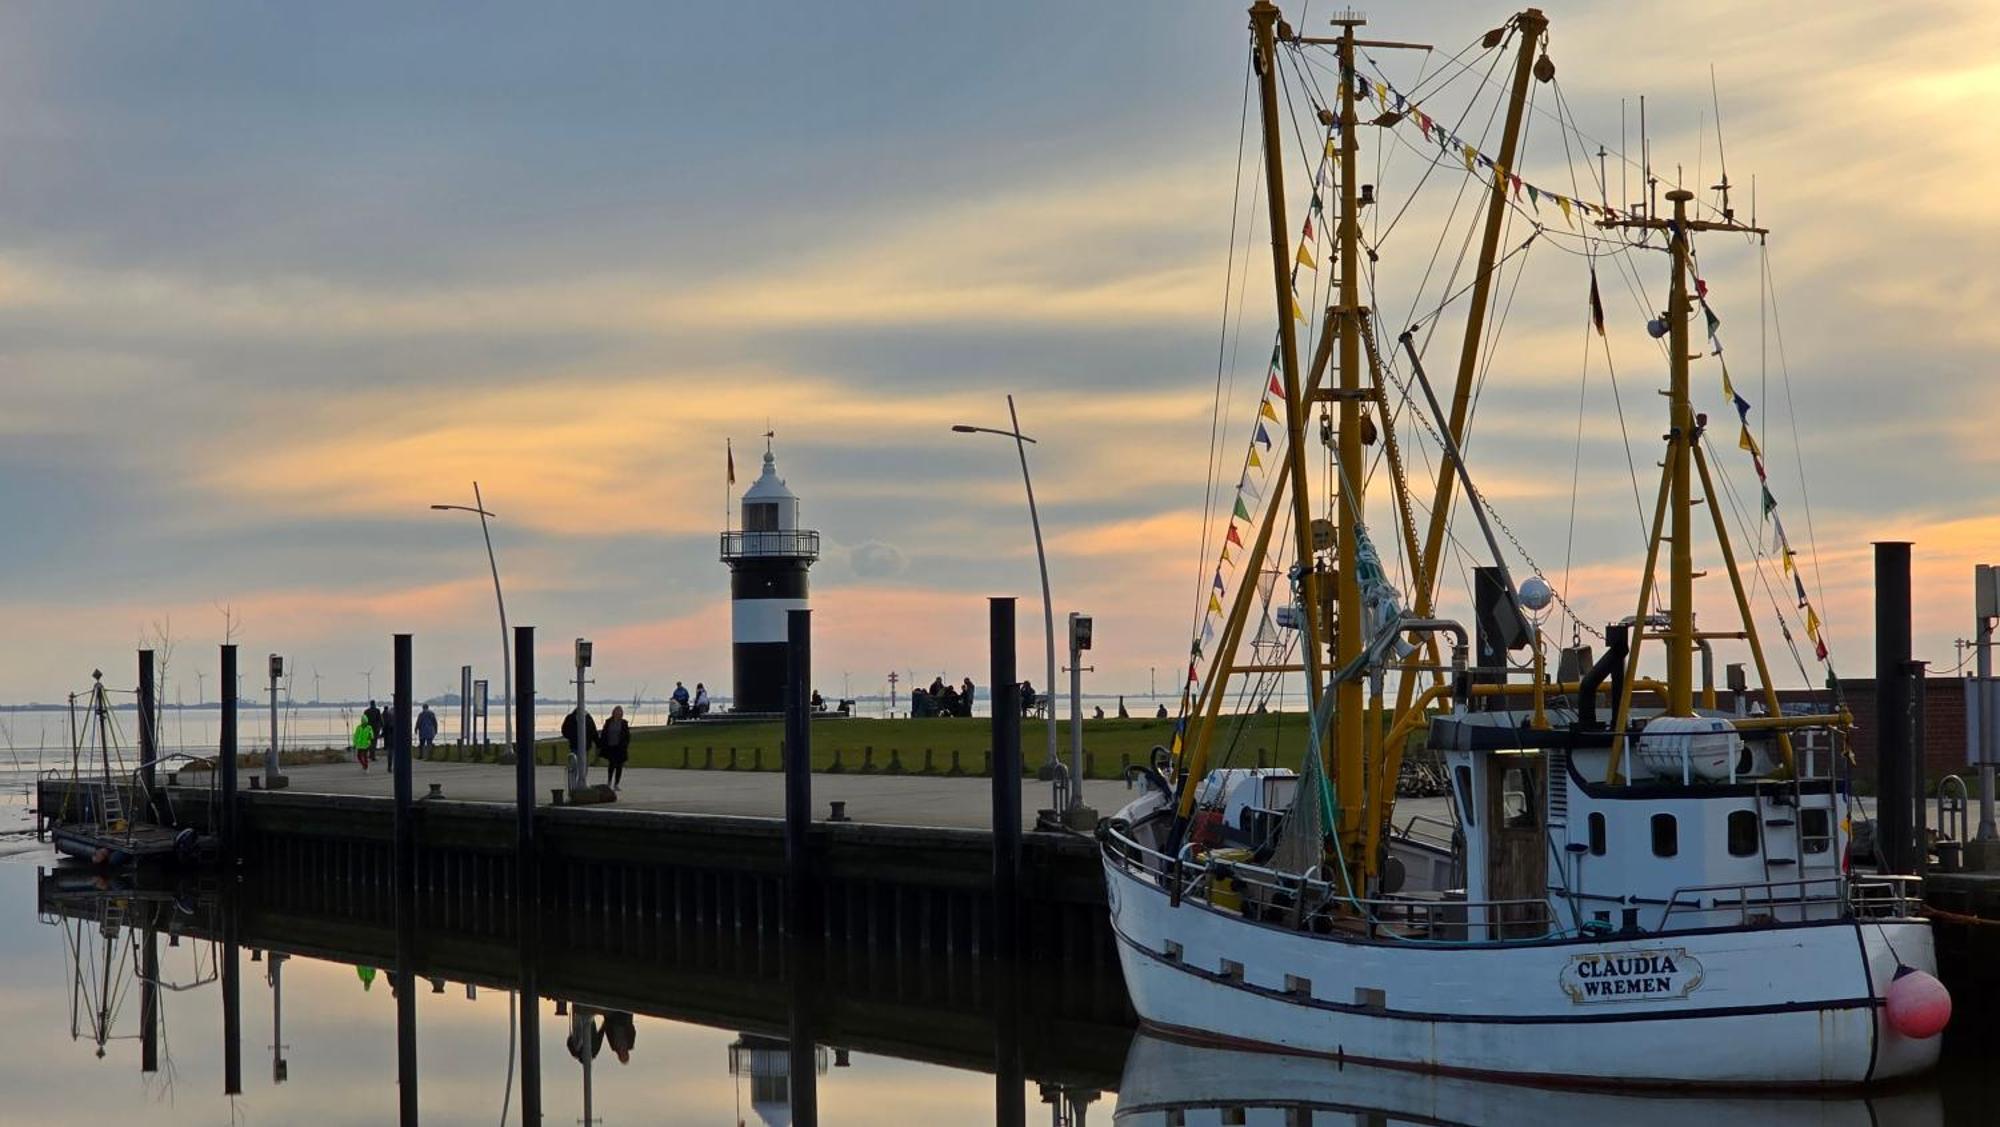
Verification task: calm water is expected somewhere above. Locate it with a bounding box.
[3,836,1995,1124]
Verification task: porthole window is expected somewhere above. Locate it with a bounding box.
[1727,810,1759,857]
[1588,812,1607,856]
[1651,813,1679,858]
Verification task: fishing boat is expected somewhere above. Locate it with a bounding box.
[47,669,206,867]
[1101,4,1948,1087]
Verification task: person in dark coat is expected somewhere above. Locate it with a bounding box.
[379,702,397,760]
[959,677,975,718]
[415,704,439,758]
[561,707,598,784]
[363,701,382,750]
[599,705,631,791]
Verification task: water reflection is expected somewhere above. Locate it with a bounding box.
[21,856,1995,1124]
[22,859,1119,1124]
[1114,1031,1952,1126]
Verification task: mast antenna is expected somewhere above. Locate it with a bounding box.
[1709,64,1734,221]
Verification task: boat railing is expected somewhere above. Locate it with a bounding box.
[1105,821,1552,941]
[1656,872,1923,929]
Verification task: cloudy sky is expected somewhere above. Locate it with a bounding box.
[2,1,1995,710]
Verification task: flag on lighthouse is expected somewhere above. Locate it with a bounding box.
[727,439,736,486]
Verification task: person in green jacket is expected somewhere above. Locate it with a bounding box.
[353,717,375,771]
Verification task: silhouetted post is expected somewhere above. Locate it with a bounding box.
[990,598,1021,955]
[220,645,238,869]
[392,634,418,1123]
[785,609,813,935]
[222,888,242,1096]
[513,625,541,1125]
[1876,543,1914,873]
[989,597,1025,1127]
[137,650,159,819]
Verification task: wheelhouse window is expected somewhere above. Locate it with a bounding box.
[1727,809,1759,857]
[1588,812,1606,855]
[1651,813,1679,858]
[1502,766,1538,828]
[1801,808,1832,853]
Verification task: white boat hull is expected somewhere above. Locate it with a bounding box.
[1104,837,1940,1086]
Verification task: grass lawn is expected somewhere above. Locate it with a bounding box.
[504,711,1321,778]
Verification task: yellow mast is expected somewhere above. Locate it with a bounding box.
[1330,15,1367,861]
[1595,188,1826,784]
[1249,1,1326,735]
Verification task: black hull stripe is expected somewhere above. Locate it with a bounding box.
[1111,922,1881,1027]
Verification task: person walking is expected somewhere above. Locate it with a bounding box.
[352,715,375,771]
[561,705,598,786]
[960,677,975,718]
[363,700,382,751]
[415,703,438,759]
[379,702,398,765]
[600,705,631,792]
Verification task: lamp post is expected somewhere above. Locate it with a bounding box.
[953,395,1068,812]
[432,482,512,755]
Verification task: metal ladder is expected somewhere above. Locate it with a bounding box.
[1755,776,1808,916]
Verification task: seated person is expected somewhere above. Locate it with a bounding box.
[1020,681,1037,715]
[692,683,710,717]
[810,689,826,712]
[938,684,961,716]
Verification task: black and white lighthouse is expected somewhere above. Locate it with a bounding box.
[720,443,819,713]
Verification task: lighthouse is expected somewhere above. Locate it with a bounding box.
[720,442,819,713]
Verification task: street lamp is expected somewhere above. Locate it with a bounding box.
[952,395,1068,812]
[432,482,512,755]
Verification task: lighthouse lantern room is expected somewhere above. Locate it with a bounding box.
[720,441,820,713]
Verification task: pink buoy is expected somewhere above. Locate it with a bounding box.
[1884,966,1951,1039]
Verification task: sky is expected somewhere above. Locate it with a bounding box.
[2,1,1996,711]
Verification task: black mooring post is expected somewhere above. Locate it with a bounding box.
[784,609,813,934]
[989,596,1025,1127]
[222,887,242,1096]
[219,644,238,869]
[137,649,158,820]
[989,598,1021,957]
[391,633,418,1124]
[783,607,819,1126]
[1875,542,1913,874]
[512,625,541,1126]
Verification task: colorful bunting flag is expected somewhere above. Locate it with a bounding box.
[1255,423,1273,449]
[1794,572,1808,605]
[1248,447,1264,469]
[1461,144,1478,172]
[1292,294,1308,323]
[1220,544,1235,566]
[1738,426,1760,456]
[1239,472,1261,499]
[1302,216,1315,242]
[1589,267,1606,337]
[1815,637,1829,662]
[1202,617,1215,643]
[1260,399,1280,422]
[1761,485,1777,516]
[1208,593,1224,616]
[1556,196,1574,226]
[1226,524,1245,547]
[1805,607,1821,642]
[1297,242,1317,270]
[1268,372,1284,398]
[1233,496,1252,521]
